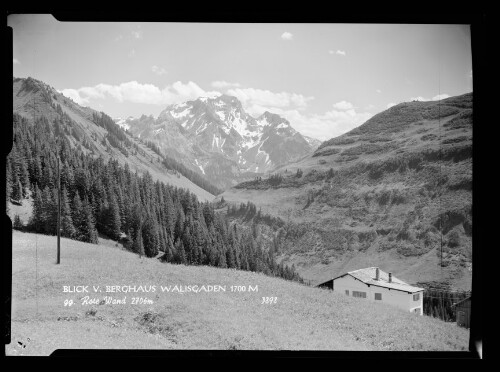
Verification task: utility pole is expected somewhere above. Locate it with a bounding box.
[57,153,61,264]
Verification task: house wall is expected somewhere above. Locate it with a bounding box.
[333,275,423,314]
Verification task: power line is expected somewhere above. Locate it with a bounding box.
[423,289,471,294]
[57,142,61,264]
[35,234,38,316]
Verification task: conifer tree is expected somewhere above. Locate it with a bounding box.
[226,246,236,268]
[105,191,122,240]
[19,158,30,198]
[123,228,134,251]
[71,191,84,241]
[142,215,159,258]
[174,207,185,243]
[61,186,76,238]
[163,190,175,234]
[175,239,186,264]
[206,246,217,266]
[81,196,99,244]
[30,184,44,232]
[166,235,175,261]
[160,234,175,262]
[133,228,145,257]
[10,171,22,201]
[217,250,227,268]
[6,161,12,213]
[13,215,23,230]
[41,187,55,234]
[42,163,55,190]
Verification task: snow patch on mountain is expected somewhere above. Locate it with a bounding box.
[256,117,271,127]
[303,135,322,150]
[171,107,191,119]
[213,134,225,150]
[215,110,226,122]
[241,134,262,150]
[113,117,132,131]
[195,159,205,174]
[256,143,270,164]
[196,122,209,135]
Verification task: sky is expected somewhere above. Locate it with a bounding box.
[10,15,473,141]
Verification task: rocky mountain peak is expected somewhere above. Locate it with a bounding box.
[121,94,316,189]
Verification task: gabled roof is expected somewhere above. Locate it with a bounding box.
[322,267,425,293]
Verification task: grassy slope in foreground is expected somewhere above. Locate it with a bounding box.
[8,231,469,355]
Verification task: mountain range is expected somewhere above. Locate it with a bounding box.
[10,76,473,291]
[116,95,321,189]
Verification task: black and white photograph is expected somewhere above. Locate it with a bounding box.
[5,14,481,356]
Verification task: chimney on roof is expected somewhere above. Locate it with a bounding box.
[389,273,392,283]
[375,268,380,281]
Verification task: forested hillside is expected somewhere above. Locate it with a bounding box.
[12,77,218,200]
[7,112,301,282]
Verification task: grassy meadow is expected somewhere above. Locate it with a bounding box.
[7,231,469,355]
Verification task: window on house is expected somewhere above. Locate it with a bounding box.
[375,293,382,300]
[413,293,420,301]
[345,290,349,296]
[413,308,421,314]
[352,291,367,298]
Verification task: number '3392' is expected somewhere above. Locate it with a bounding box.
[261,297,277,304]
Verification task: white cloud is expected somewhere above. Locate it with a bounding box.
[365,104,376,110]
[60,81,221,107]
[224,88,369,140]
[13,58,20,65]
[128,49,136,58]
[410,94,451,102]
[152,65,167,76]
[376,89,382,94]
[211,81,241,89]
[432,94,450,101]
[59,89,90,106]
[281,32,293,40]
[268,107,372,141]
[114,35,123,42]
[332,100,354,111]
[388,94,450,108]
[328,50,346,56]
[226,87,314,115]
